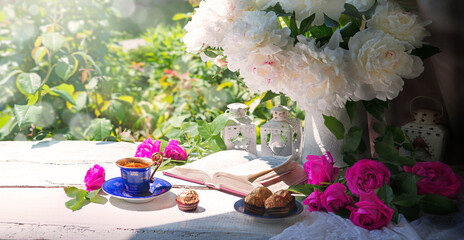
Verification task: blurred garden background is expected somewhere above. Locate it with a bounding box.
[0,0,304,157]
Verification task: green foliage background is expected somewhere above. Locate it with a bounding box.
[0,0,303,157]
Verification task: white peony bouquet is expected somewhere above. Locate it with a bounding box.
[183,0,435,114]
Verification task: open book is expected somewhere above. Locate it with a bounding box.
[163,150,307,196]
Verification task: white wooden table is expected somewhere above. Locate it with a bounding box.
[0,141,304,239]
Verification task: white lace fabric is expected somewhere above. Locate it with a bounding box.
[271,199,464,240]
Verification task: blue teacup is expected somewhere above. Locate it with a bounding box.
[116,157,155,196]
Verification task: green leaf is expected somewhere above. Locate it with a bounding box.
[55,56,78,81]
[14,104,43,129]
[374,141,399,163]
[107,100,125,122]
[392,172,418,195]
[402,142,414,152]
[420,194,459,215]
[299,14,316,34]
[411,44,440,60]
[89,195,108,204]
[210,114,229,136]
[1,70,22,85]
[390,126,405,143]
[345,101,357,123]
[73,52,102,75]
[362,99,388,123]
[208,135,226,152]
[166,127,182,139]
[289,12,298,37]
[373,122,386,135]
[398,156,416,166]
[323,14,339,28]
[397,204,420,221]
[88,77,99,90]
[393,194,423,207]
[343,126,363,152]
[65,188,89,211]
[287,184,322,196]
[342,153,357,166]
[340,22,359,38]
[204,50,218,58]
[33,129,50,140]
[85,118,113,141]
[17,73,41,95]
[86,189,100,200]
[386,203,399,224]
[32,46,48,64]
[119,131,136,142]
[75,92,87,111]
[375,184,394,203]
[64,186,79,198]
[264,2,292,17]
[197,120,212,139]
[182,122,199,138]
[323,114,345,140]
[51,88,76,105]
[343,3,363,19]
[169,115,189,128]
[42,32,65,52]
[335,208,351,219]
[172,13,190,21]
[259,91,279,104]
[309,25,333,43]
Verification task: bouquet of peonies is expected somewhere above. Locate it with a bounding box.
[290,152,463,230]
[183,0,437,114]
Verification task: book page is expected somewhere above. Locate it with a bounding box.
[164,150,256,184]
[212,155,294,194]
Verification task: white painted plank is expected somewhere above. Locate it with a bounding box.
[0,141,139,163]
[0,188,304,239]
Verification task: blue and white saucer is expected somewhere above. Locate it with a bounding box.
[102,177,171,203]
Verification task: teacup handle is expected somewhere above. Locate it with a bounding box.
[150,152,164,183]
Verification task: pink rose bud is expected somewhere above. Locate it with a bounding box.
[404,161,463,199]
[321,183,354,212]
[164,140,188,160]
[349,191,394,230]
[84,164,105,192]
[214,55,228,68]
[346,159,390,196]
[135,138,161,158]
[304,152,339,186]
[303,189,324,212]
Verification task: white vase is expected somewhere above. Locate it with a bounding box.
[300,107,369,167]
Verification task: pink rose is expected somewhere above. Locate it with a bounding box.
[164,140,188,160]
[304,152,339,185]
[303,189,324,212]
[321,183,354,212]
[84,164,105,192]
[349,191,394,230]
[135,138,161,158]
[346,159,390,196]
[404,161,463,199]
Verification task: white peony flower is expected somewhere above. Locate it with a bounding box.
[240,52,289,94]
[183,0,258,53]
[348,30,424,101]
[279,0,345,25]
[346,0,375,12]
[282,34,352,113]
[222,10,291,72]
[367,0,430,48]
